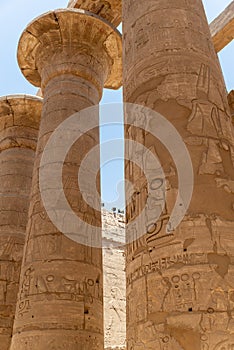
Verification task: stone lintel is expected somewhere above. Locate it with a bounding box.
[210,1,234,52]
[68,0,122,27]
[17,9,122,93]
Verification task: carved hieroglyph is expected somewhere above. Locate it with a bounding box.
[102,210,126,349]
[123,0,234,348]
[10,9,122,350]
[68,0,122,27]
[228,90,234,119]
[0,95,42,349]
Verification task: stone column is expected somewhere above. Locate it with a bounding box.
[123,0,234,348]
[67,2,124,349]
[10,9,122,350]
[102,209,126,349]
[0,95,42,349]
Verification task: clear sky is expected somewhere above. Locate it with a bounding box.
[0,0,233,209]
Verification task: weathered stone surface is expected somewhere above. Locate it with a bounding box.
[10,9,122,350]
[0,95,42,350]
[123,0,234,348]
[68,0,122,27]
[210,1,234,52]
[228,90,234,118]
[102,210,126,349]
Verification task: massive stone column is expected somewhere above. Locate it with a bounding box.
[123,0,234,348]
[10,9,122,350]
[67,2,125,349]
[0,95,42,349]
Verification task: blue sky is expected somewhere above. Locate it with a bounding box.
[0,0,233,209]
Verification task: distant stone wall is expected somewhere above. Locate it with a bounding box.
[102,210,126,350]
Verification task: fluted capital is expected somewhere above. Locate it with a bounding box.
[17,9,122,93]
[68,0,122,27]
[0,95,42,151]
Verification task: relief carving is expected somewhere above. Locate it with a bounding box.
[186,64,234,177]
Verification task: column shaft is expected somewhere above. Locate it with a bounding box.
[67,2,125,349]
[0,95,41,349]
[123,0,234,348]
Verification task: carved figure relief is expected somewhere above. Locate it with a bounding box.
[187,64,234,177]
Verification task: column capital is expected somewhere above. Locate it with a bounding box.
[17,9,122,94]
[68,0,122,27]
[0,94,42,151]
